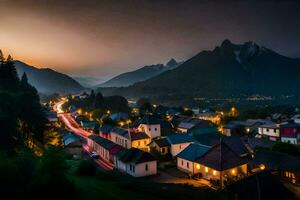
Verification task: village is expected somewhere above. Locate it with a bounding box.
[45,92,300,196]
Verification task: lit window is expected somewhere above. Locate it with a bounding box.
[205,167,208,173]
[259,164,265,170]
[231,169,236,175]
[213,170,217,176]
[196,164,200,170]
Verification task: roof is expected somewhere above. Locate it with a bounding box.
[151,137,171,148]
[110,112,128,121]
[111,127,130,138]
[227,171,293,200]
[176,143,210,161]
[118,148,157,164]
[81,121,99,128]
[166,134,195,145]
[223,136,249,156]
[250,150,300,172]
[196,139,249,171]
[178,122,196,130]
[99,125,113,133]
[258,123,278,129]
[88,134,116,150]
[130,131,150,141]
[246,137,275,149]
[188,126,218,135]
[280,122,300,128]
[193,132,221,147]
[140,114,161,125]
[62,133,81,146]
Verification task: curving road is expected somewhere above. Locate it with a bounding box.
[53,100,113,170]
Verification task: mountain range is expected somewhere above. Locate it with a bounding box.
[14,61,83,94]
[97,40,300,99]
[97,58,181,87]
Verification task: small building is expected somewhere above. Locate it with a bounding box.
[137,115,161,138]
[80,121,99,132]
[258,123,280,141]
[62,133,82,158]
[110,127,150,150]
[148,137,171,155]
[280,122,300,145]
[99,125,113,140]
[116,148,157,177]
[176,143,210,175]
[177,122,197,133]
[249,150,300,185]
[195,138,249,188]
[166,134,195,156]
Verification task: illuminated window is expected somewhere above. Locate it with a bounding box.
[213,170,217,176]
[205,167,208,173]
[259,164,265,170]
[231,169,236,175]
[196,164,200,170]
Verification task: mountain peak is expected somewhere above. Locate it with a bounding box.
[221,39,233,48]
[166,58,178,67]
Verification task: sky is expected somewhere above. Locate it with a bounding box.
[0,0,300,79]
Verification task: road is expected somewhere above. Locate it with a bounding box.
[53,100,113,170]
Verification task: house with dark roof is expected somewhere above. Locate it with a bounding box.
[166,134,195,156]
[116,148,157,177]
[110,127,151,151]
[148,137,171,155]
[280,122,300,145]
[99,125,113,140]
[249,150,300,185]
[137,115,161,138]
[258,123,280,141]
[176,143,210,175]
[195,138,249,188]
[62,133,82,157]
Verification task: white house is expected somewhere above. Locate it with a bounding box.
[166,134,195,157]
[137,115,161,138]
[258,123,280,141]
[110,127,150,150]
[176,143,210,175]
[116,148,157,177]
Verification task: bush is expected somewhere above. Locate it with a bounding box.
[77,160,97,176]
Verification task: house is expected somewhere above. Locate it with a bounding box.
[224,120,269,136]
[137,115,161,138]
[249,150,300,184]
[110,127,151,150]
[177,117,212,133]
[110,112,128,121]
[280,122,300,145]
[116,148,157,177]
[99,125,113,140]
[227,171,294,200]
[166,134,195,156]
[195,138,249,188]
[291,114,300,124]
[176,143,210,175]
[258,123,280,141]
[80,121,99,132]
[148,137,171,155]
[62,133,82,158]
